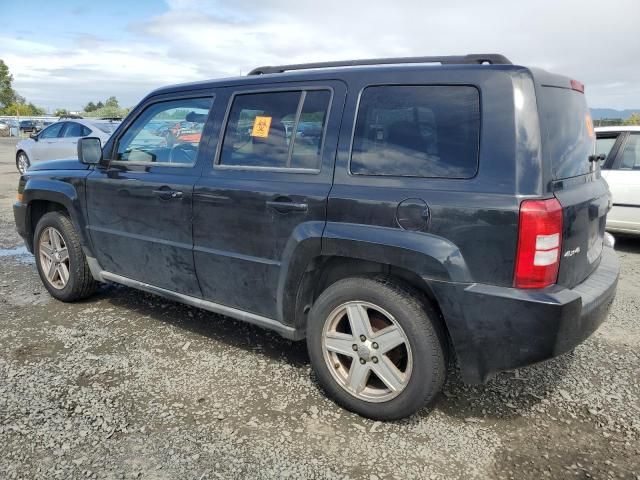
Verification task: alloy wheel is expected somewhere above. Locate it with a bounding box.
[17,153,29,174]
[38,227,70,290]
[321,301,413,403]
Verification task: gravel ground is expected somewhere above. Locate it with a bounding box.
[0,137,638,479]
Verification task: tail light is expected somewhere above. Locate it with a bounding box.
[514,198,563,289]
[570,79,585,93]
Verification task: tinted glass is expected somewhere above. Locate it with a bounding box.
[82,126,92,136]
[116,97,212,165]
[350,86,480,178]
[619,133,640,170]
[63,122,84,138]
[539,87,595,179]
[39,123,64,139]
[290,91,331,169]
[220,91,300,168]
[219,90,330,170]
[595,136,617,158]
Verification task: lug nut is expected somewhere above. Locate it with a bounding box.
[359,358,366,364]
[372,356,378,364]
[352,344,358,351]
[334,363,340,369]
[359,335,366,342]
[372,342,378,349]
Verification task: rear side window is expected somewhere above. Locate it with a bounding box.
[619,133,640,170]
[62,122,87,138]
[219,90,331,170]
[539,87,595,179]
[350,86,480,178]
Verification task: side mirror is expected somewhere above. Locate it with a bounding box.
[78,137,103,165]
[30,133,38,141]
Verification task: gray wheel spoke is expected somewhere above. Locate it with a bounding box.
[40,244,54,260]
[46,260,57,281]
[347,361,370,394]
[57,248,69,262]
[371,356,405,392]
[56,263,69,286]
[346,303,372,338]
[374,325,405,353]
[325,332,356,357]
[51,230,62,250]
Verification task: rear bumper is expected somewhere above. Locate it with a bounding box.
[432,246,619,383]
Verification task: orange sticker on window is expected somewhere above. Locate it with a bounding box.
[251,116,272,138]
[585,114,595,138]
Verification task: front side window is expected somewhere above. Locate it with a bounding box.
[350,85,480,178]
[619,133,640,170]
[116,97,213,165]
[39,123,64,139]
[219,89,331,170]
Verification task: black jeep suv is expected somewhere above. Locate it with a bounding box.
[14,54,619,420]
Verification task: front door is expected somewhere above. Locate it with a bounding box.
[33,122,65,161]
[193,82,346,319]
[85,94,215,296]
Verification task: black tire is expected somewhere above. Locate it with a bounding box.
[16,151,30,174]
[34,211,97,302]
[307,276,447,420]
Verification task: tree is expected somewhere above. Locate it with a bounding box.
[104,96,119,108]
[54,108,69,117]
[96,101,104,109]
[84,101,97,112]
[0,59,16,108]
[624,113,640,126]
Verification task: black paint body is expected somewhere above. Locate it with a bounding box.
[14,63,619,383]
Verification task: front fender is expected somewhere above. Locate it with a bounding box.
[21,174,91,252]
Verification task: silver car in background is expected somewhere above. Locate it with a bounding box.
[15,118,120,173]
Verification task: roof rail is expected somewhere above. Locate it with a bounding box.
[248,54,512,75]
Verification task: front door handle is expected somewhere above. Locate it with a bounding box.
[153,189,183,200]
[266,199,308,213]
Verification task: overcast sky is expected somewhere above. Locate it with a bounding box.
[2,0,639,112]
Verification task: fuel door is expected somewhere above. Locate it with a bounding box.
[396,198,430,231]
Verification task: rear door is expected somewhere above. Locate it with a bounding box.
[59,121,91,159]
[601,132,640,233]
[537,82,609,288]
[192,82,345,318]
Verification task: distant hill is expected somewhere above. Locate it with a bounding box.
[590,108,640,120]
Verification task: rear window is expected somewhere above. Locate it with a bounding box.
[540,87,595,179]
[350,85,480,178]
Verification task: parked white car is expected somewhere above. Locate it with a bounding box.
[595,126,640,235]
[15,118,120,173]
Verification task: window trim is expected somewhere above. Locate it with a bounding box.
[214,86,334,174]
[109,94,215,168]
[347,83,482,179]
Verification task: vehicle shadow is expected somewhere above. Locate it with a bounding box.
[613,234,640,254]
[97,283,310,369]
[95,282,576,423]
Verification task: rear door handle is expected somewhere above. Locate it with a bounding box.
[153,189,183,200]
[266,200,308,213]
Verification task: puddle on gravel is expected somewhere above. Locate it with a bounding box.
[0,245,34,264]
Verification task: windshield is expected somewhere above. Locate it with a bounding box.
[539,87,595,179]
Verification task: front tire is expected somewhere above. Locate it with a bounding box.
[34,211,97,302]
[16,151,30,174]
[307,276,447,420]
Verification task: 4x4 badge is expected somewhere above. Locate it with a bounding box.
[564,246,581,258]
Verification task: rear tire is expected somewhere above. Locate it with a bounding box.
[34,211,97,302]
[307,276,447,420]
